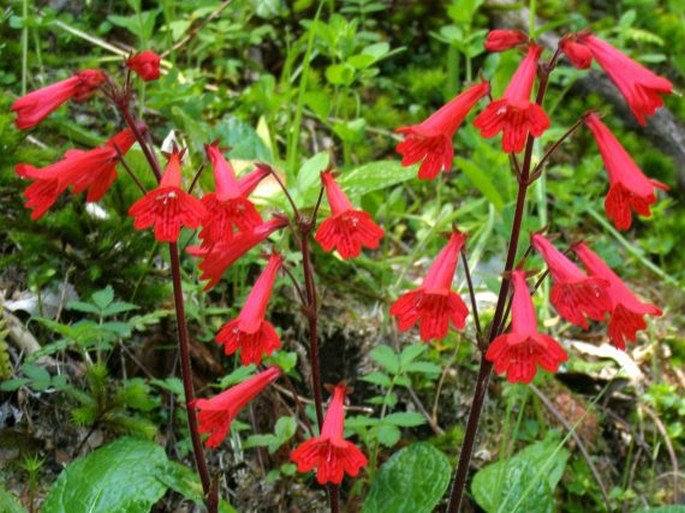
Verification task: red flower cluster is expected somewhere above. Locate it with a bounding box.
[127,51,161,82]
[390,231,469,341]
[484,30,528,52]
[291,385,367,484]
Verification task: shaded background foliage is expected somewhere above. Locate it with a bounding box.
[0,1,683,512]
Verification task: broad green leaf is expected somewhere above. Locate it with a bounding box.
[337,160,418,198]
[325,63,355,86]
[471,435,569,513]
[456,156,505,212]
[296,151,329,200]
[383,412,426,427]
[362,443,451,513]
[0,484,26,513]
[42,438,168,513]
[303,91,331,120]
[375,423,401,447]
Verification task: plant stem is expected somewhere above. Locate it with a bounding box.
[445,49,559,513]
[169,242,217,513]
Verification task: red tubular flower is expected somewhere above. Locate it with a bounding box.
[573,242,662,349]
[197,216,288,290]
[291,385,367,485]
[15,127,139,219]
[560,37,593,69]
[126,50,161,82]
[484,30,528,52]
[576,33,672,125]
[195,366,281,448]
[314,171,384,259]
[128,149,207,242]
[390,232,469,341]
[396,81,489,179]
[473,44,550,153]
[199,142,265,248]
[11,69,106,130]
[216,254,283,365]
[585,113,669,230]
[486,270,568,384]
[531,233,611,328]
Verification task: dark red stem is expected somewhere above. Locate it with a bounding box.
[445,50,559,513]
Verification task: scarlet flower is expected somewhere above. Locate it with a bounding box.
[197,216,288,290]
[196,366,281,448]
[573,242,662,350]
[585,113,668,230]
[216,254,283,365]
[531,233,611,328]
[11,69,107,130]
[291,385,367,485]
[396,82,489,179]
[473,44,550,153]
[484,30,528,52]
[576,33,672,125]
[128,149,207,242]
[559,37,593,69]
[389,232,469,341]
[16,127,139,219]
[199,142,265,248]
[314,171,384,259]
[486,270,568,384]
[126,50,161,82]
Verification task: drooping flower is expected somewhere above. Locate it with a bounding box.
[573,242,662,349]
[126,50,161,82]
[585,113,669,230]
[128,148,207,242]
[314,171,384,259]
[390,231,469,341]
[531,233,611,328]
[576,33,673,125]
[396,81,489,179]
[291,385,367,485]
[486,270,568,384]
[484,30,528,52]
[559,36,593,69]
[11,69,107,130]
[195,366,281,448]
[216,254,283,365]
[473,44,550,153]
[15,127,139,219]
[198,142,265,249]
[197,216,288,290]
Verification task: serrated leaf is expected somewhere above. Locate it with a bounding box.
[370,345,400,374]
[399,344,426,367]
[41,438,169,513]
[383,412,426,427]
[91,286,115,310]
[101,301,138,317]
[66,301,102,315]
[362,443,451,513]
[361,371,393,388]
[403,361,441,375]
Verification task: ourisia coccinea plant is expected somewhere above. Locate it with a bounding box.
[9,21,671,513]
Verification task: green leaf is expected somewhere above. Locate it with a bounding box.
[42,438,169,513]
[303,91,331,120]
[375,423,401,447]
[296,151,329,200]
[91,286,114,310]
[66,301,101,315]
[370,345,400,374]
[361,371,393,388]
[337,160,418,198]
[403,361,441,375]
[325,63,355,86]
[399,344,426,367]
[154,461,237,513]
[383,412,426,427]
[471,435,569,513]
[362,443,451,513]
[0,484,26,513]
[455,156,505,212]
[101,301,138,317]
[633,508,685,513]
